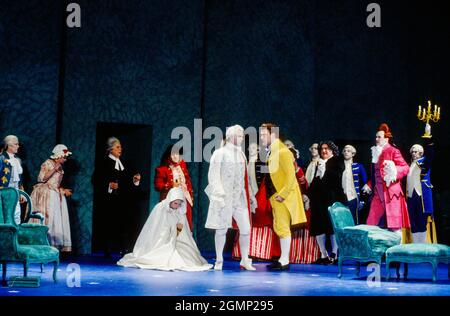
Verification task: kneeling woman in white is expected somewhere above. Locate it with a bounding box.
[117,188,212,271]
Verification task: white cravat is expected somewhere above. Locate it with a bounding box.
[316,155,332,179]
[407,160,422,198]
[8,154,23,187]
[108,154,125,171]
[371,144,385,164]
[342,160,357,201]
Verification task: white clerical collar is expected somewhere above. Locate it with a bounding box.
[108,154,125,171]
[321,154,333,163]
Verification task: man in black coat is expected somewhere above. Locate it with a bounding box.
[309,141,346,265]
[92,137,141,257]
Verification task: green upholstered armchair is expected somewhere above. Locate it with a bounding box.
[0,188,59,286]
[328,202,401,278]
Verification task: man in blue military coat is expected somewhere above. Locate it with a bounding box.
[406,125,435,243]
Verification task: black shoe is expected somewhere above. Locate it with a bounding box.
[267,262,279,269]
[313,257,327,265]
[329,253,338,265]
[321,257,333,265]
[267,262,289,271]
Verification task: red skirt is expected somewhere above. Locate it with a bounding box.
[233,209,320,263]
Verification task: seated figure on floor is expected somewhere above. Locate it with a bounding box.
[117,187,212,271]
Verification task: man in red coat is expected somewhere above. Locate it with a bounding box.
[364,124,411,237]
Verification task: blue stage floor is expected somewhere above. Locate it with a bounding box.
[1,253,449,296]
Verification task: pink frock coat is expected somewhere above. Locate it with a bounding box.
[366,143,411,230]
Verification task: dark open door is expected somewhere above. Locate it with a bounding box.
[92,122,152,254]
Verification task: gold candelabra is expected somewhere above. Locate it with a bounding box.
[417,100,440,138]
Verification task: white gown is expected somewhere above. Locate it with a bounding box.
[117,188,212,271]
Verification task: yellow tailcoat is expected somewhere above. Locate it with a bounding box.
[268,139,306,226]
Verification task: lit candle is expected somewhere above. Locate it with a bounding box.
[428,102,431,113]
[423,109,426,118]
[434,104,437,113]
[418,105,422,117]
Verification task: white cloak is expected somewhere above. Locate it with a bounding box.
[117,188,212,271]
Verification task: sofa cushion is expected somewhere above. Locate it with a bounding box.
[386,244,450,258]
[17,245,59,261]
[345,226,401,256]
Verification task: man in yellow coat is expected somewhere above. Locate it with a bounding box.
[260,123,307,270]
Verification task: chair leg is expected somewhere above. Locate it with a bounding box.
[403,263,408,280]
[448,263,450,279]
[431,261,437,282]
[23,261,29,277]
[40,264,44,273]
[53,260,59,283]
[2,262,7,286]
[338,257,343,278]
[395,262,401,279]
[356,262,361,277]
[386,260,391,281]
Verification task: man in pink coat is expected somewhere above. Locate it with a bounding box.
[363,123,411,236]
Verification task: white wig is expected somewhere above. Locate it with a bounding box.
[343,145,356,155]
[284,140,294,148]
[410,144,424,154]
[225,125,244,141]
[3,135,19,146]
[106,137,121,152]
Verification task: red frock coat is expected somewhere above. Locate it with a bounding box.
[154,160,194,230]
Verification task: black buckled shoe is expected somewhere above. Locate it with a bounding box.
[267,262,289,271]
[313,257,327,265]
[329,253,338,265]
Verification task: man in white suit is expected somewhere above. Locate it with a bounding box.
[205,125,257,271]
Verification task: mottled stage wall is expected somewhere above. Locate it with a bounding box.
[61,0,204,254]
[198,0,316,250]
[0,0,61,191]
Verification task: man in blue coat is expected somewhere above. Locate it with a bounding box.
[342,145,369,224]
[406,125,435,243]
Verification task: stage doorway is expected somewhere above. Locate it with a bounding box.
[91,122,152,254]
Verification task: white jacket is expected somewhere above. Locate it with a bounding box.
[204,142,256,230]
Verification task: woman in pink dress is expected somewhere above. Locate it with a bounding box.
[31,144,73,253]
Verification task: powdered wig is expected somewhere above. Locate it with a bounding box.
[319,140,339,157]
[309,143,318,152]
[284,140,294,148]
[106,137,121,153]
[3,135,19,152]
[410,144,424,154]
[225,124,244,141]
[343,145,356,155]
